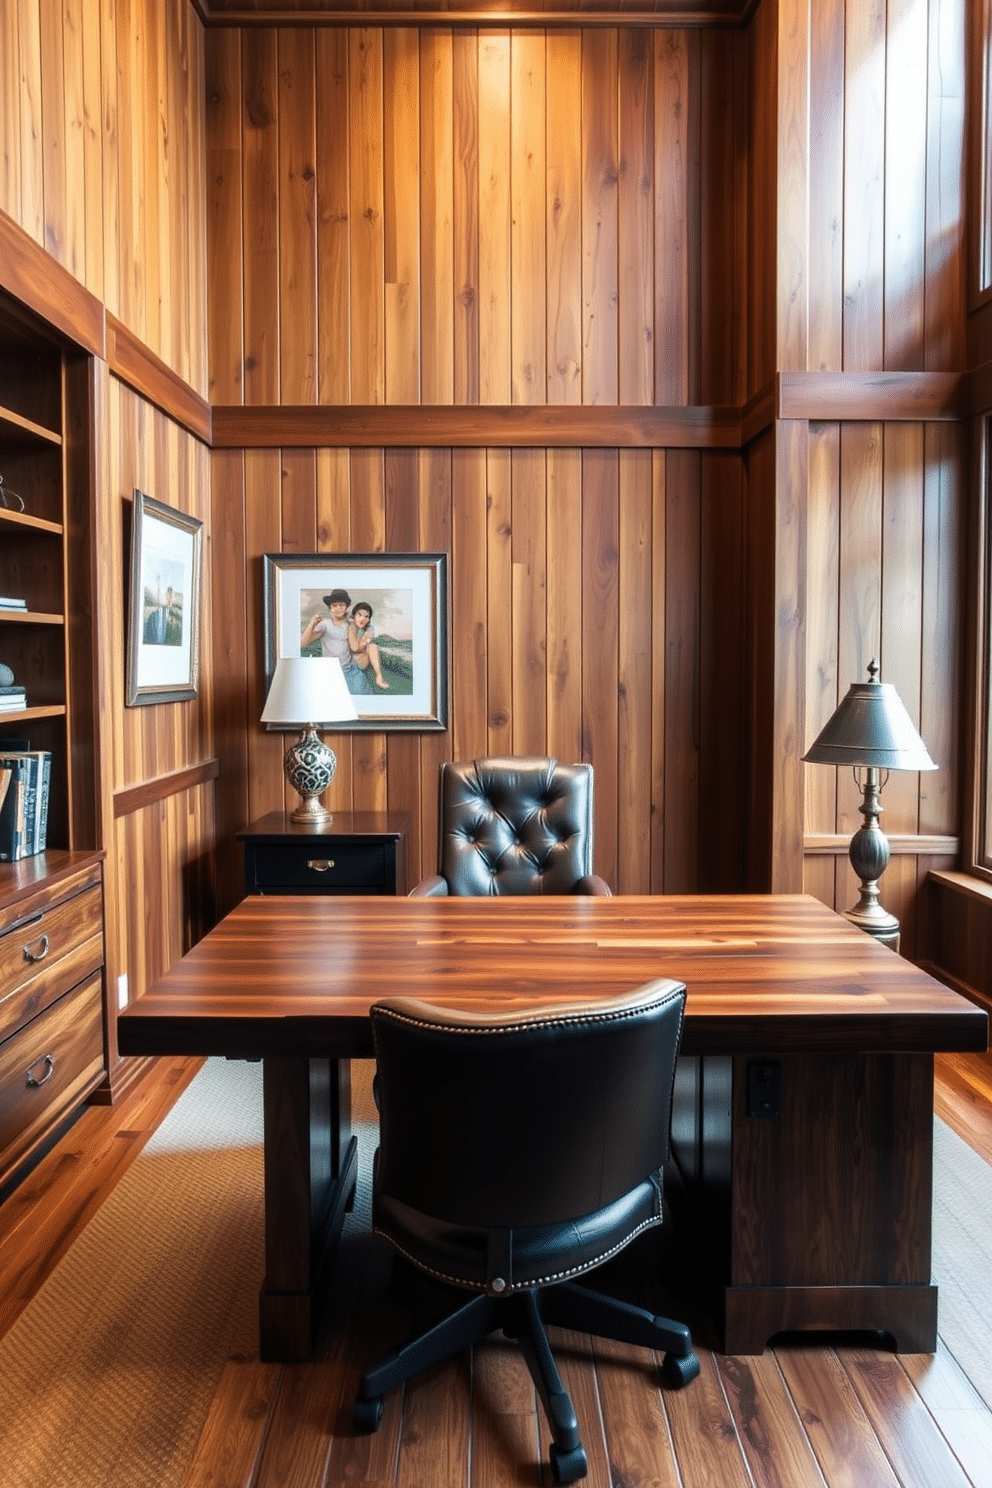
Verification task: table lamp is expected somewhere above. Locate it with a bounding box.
[260,656,358,823]
[802,660,936,949]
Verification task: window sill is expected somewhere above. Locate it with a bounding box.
[928,868,992,905]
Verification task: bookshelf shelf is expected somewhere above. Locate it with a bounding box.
[0,406,61,448]
[0,610,64,625]
[0,508,63,537]
[0,706,67,722]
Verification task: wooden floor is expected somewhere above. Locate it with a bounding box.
[2,1044,992,1488]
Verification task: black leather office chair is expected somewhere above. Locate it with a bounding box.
[352,979,699,1484]
[409,755,611,897]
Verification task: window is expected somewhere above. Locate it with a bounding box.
[976,426,992,876]
[979,0,992,292]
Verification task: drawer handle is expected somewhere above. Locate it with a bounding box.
[307,858,335,872]
[22,933,50,964]
[25,1053,55,1088]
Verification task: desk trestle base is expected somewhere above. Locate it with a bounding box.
[722,1283,939,1356]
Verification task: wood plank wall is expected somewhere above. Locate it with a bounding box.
[205,7,968,958]
[775,0,966,957]
[0,0,975,1026]
[206,23,753,908]
[100,381,215,1074]
[0,0,213,1088]
[0,0,209,398]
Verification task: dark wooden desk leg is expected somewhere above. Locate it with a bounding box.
[723,1051,937,1355]
[258,1055,358,1362]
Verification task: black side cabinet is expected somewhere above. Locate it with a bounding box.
[238,811,409,896]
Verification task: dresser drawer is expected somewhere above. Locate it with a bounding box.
[0,970,104,1186]
[0,881,104,1040]
[247,841,390,893]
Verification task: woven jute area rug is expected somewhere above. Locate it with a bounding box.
[0,1058,268,1488]
[0,1058,988,1487]
[931,1118,992,1412]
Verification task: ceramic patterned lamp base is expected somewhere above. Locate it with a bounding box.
[284,726,337,823]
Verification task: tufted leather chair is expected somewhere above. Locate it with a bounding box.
[409,755,611,897]
[352,979,699,1483]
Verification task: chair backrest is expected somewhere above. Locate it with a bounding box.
[437,756,595,895]
[370,979,686,1230]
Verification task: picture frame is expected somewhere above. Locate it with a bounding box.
[126,489,203,706]
[263,552,448,732]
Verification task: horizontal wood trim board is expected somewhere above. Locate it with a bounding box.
[195,5,754,26]
[965,361,992,418]
[213,379,968,453]
[778,371,963,422]
[741,381,777,445]
[107,318,212,446]
[0,211,104,358]
[113,759,221,820]
[211,403,744,450]
[804,834,958,856]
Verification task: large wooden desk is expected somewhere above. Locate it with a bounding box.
[118,892,987,1362]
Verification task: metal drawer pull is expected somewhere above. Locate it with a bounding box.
[307,858,335,872]
[22,933,50,964]
[26,1053,55,1088]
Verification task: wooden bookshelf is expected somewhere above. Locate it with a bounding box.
[0,291,104,1190]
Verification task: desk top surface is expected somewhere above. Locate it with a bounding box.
[118,892,988,1060]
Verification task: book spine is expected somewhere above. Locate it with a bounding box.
[0,761,26,861]
[0,764,13,861]
[14,765,26,859]
[20,755,37,857]
[36,752,51,852]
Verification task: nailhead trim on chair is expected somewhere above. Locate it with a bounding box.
[374,992,685,1041]
[373,1211,664,1295]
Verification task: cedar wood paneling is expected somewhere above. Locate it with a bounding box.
[0,0,971,1027]
[206,23,755,907]
[205,9,964,952]
[0,0,214,1089]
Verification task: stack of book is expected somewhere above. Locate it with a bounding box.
[0,684,27,713]
[0,596,27,611]
[0,750,52,860]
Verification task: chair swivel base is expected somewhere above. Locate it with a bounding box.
[353,1277,700,1484]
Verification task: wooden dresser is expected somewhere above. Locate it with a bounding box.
[0,850,106,1192]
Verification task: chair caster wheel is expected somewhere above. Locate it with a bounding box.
[352,1394,384,1433]
[549,1443,588,1483]
[661,1350,701,1389]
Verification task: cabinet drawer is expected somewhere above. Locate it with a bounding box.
[0,882,104,1039]
[249,841,390,892]
[0,970,104,1186]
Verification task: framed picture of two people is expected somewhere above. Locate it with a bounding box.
[263,551,448,731]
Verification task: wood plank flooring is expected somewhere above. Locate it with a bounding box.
[2,1044,991,1488]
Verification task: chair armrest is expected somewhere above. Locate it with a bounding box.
[575,874,612,896]
[409,873,449,898]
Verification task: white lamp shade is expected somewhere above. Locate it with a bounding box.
[260,656,358,726]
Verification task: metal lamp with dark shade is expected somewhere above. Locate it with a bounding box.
[802,660,936,951]
[260,656,358,824]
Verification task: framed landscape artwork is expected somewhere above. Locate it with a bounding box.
[126,490,203,706]
[263,552,448,732]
